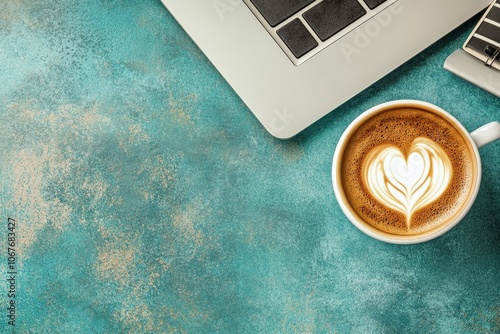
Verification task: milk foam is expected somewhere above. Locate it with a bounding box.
[362,137,452,228]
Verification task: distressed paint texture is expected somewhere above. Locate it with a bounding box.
[1,0,500,333]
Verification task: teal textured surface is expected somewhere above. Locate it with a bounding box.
[1,0,499,333]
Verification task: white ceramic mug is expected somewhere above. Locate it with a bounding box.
[332,100,500,244]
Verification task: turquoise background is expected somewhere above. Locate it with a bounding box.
[1,0,499,333]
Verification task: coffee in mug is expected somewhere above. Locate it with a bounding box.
[332,100,500,244]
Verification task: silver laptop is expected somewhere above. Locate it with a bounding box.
[160,0,490,138]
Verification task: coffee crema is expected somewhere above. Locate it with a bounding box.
[339,107,478,236]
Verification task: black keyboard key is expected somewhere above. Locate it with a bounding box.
[277,19,319,58]
[363,0,388,10]
[303,0,367,42]
[467,36,490,54]
[486,6,500,23]
[476,22,500,42]
[249,0,315,27]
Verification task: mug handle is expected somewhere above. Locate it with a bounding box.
[470,122,500,149]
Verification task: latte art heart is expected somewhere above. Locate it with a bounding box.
[362,138,452,228]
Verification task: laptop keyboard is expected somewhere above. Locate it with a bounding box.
[245,0,397,65]
[463,0,500,70]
